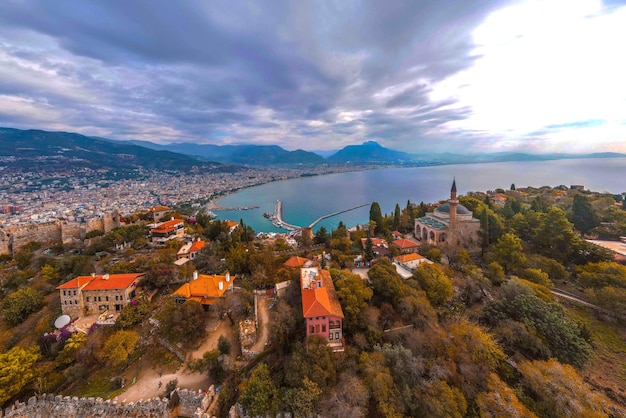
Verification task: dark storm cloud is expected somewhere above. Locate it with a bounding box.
[0,0,529,151]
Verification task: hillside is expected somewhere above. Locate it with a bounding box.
[0,128,216,173]
[326,141,416,164]
[126,140,326,166]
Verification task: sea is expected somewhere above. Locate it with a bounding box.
[214,158,626,234]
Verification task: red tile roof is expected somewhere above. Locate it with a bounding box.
[152,218,184,233]
[58,273,144,291]
[392,238,420,249]
[300,269,343,319]
[189,240,205,253]
[83,273,144,291]
[284,256,309,268]
[173,273,233,305]
[57,276,95,289]
[361,238,388,248]
[149,205,171,212]
[394,253,425,263]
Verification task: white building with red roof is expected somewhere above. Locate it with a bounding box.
[176,239,206,265]
[151,218,185,243]
[57,273,145,318]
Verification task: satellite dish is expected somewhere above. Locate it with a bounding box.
[54,315,71,329]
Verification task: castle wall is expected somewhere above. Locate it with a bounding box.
[2,388,214,418]
[0,211,121,255]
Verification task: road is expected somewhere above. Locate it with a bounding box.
[249,294,271,352]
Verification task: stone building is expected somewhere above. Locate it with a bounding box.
[57,273,144,318]
[414,179,481,252]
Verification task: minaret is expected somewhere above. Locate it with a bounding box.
[449,178,458,228]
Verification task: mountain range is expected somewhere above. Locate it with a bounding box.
[1,127,625,173]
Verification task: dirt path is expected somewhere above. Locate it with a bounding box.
[120,364,210,402]
[120,317,237,402]
[249,294,270,352]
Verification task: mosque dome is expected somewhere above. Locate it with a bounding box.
[435,203,471,215]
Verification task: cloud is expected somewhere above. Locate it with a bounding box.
[0,0,624,153]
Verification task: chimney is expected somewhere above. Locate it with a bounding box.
[225,272,230,282]
[218,281,224,291]
[103,274,109,280]
[193,271,198,280]
[171,217,174,221]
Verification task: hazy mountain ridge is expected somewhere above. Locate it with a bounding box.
[0,128,220,172]
[124,140,326,165]
[2,128,624,170]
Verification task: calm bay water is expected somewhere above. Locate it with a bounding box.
[215,158,626,233]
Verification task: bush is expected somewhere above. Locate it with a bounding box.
[115,300,151,329]
[2,287,43,326]
[218,335,231,355]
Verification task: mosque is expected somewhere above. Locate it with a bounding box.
[414,179,481,252]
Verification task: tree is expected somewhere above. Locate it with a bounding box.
[532,207,579,263]
[369,202,384,235]
[393,204,401,230]
[571,194,599,234]
[476,373,537,418]
[100,330,139,368]
[489,233,526,275]
[239,363,278,416]
[364,237,374,261]
[511,183,516,190]
[331,269,373,334]
[41,264,59,282]
[156,299,206,344]
[115,300,151,329]
[218,335,231,355]
[414,380,467,418]
[413,263,453,306]
[282,378,321,417]
[2,287,43,326]
[57,332,87,365]
[0,346,40,405]
[314,226,330,246]
[518,359,614,417]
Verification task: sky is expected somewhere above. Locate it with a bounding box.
[0,0,625,154]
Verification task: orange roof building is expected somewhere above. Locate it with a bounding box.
[392,238,421,253]
[57,273,145,318]
[300,267,344,351]
[284,256,310,268]
[172,272,234,306]
[176,239,206,264]
[151,218,185,243]
[149,205,171,222]
[394,253,432,270]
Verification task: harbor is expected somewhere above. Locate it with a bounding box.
[266,200,370,233]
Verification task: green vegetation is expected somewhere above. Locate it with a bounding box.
[2,184,626,417]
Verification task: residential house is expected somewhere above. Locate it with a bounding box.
[394,253,433,270]
[284,256,310,269]
[172,272,234,306]
[300,267,344,352]
[57,273,145,318]
[392,238,421,254]
[175,239,206,265]
[361,237,390,257]
[149,205,171,223]
[151,218,185,243]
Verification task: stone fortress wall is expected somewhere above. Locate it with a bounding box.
[2,388,215,418]
[0,211,120,255]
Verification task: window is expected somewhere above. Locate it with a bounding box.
[335,332,339,339]
[73,290,77,296]
[315,324,320,333]
[106,296,109,301]
[69,300,72,305]
[310,326,314,334]
[86,297,90,302]
[75,300,78,305]
[63,290,66,296]
[322,325,326,332]
[329,333,333,340]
